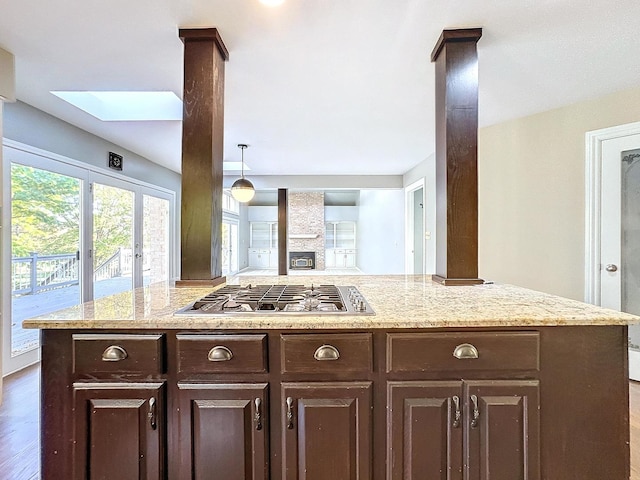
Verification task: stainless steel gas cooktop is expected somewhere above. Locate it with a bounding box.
[174,284,375,316]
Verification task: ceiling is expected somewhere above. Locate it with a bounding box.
[1,0,639,176]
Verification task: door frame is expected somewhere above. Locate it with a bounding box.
[2,143,89,375]
[584,121,640,304]
[404,179,425,274]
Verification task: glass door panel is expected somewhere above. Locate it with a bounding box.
[93,183,134,299]
[222,220,239,276]
[143,194,170,286]
[10,163,82,357]
[622,149,640,349]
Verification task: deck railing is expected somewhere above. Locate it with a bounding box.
[93,247,133,281]
[12,248,132,295]
[12,252,79,295]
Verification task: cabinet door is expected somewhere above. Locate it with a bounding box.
[73,382,165,480]
[177,383,269,480]
[345,252,356,268]
[464,380,540,480]
[387,381,463,480]
[269,248,279,268]
[325,249,335,267]
[282,382,372,480]
[248,250,260,267]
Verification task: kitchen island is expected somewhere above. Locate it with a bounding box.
[25,274,639,480]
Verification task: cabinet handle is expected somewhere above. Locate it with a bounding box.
[453,343,479,360]
[286,397,294,429]
[208,346,233,362]
[452,395,461,428]
[254,398,263,431]
[470,394,480,428]
[148,397,157,430]
[313,344,340,361]
[101,345,127,362]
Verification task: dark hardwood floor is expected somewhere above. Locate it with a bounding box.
[1,364,640,480]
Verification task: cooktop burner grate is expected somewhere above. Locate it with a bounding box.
[174,284,374,316]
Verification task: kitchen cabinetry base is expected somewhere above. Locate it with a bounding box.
[40,326,629,480]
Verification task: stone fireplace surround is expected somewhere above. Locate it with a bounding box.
[288,192,325,270]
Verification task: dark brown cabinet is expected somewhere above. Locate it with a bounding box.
[388,380,539,480]
[176,383,269,480]
[41,327,629,480]
[282,382,373,480]
[72,382,166,480]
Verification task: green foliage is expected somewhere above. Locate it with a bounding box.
[11,164,134,267]
[92,183,133,266]
[11,164,80,257]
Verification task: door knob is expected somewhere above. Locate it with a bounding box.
[605,264,618,272]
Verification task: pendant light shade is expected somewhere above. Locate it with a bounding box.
[231,144,255,202]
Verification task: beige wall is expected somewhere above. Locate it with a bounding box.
[479,85,640,300]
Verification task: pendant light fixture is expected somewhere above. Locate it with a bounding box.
[230,143,255,203]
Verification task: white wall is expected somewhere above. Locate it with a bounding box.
[225,175,403,190]
[403,154,436,274]
[4,101,180,193]
[248,206,278,222]
[357,189,405,274]
[479,85,640,300]
[325,206,358,222]
[238,203,250,271]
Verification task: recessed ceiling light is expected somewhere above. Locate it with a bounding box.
[51,91,183,121]
[259,0,285,6]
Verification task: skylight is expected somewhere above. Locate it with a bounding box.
[223,162,251,172]
[51,91,183,121]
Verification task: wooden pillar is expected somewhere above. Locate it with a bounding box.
[178,28,229,286]
[278,188,288,275]
[430,28,484,286]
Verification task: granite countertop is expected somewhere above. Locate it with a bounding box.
[22,274,640,330]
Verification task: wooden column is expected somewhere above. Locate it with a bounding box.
[178,28,229,286]
[431,28,483,286]
[278,188,288,275]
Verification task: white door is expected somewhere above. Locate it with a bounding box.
[90,174,174,299]
[587,123,640,379]
[2,146,87,375]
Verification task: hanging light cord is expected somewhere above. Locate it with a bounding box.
[239,144,247,178]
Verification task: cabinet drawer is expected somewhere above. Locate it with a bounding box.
[281,333,372,374]
[72,334,164,374]
[386,332,540,373]
[177,334,268,374]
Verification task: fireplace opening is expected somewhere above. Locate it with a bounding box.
[289,251,316,270]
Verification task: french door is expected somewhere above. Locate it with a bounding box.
[2,143,175,375]
[2,146,86,374]
[221,217,239,276]
[88,174,173,301]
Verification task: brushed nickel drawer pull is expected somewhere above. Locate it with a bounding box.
[148,397,157,430]
[453,343,479,360]
[313,344,340,361]
[208,345,233,362]
[254,398,263,431]
[101,345,128,362]
[452,395,461,428]
[470,394,480,428]
[286,397,295,429]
